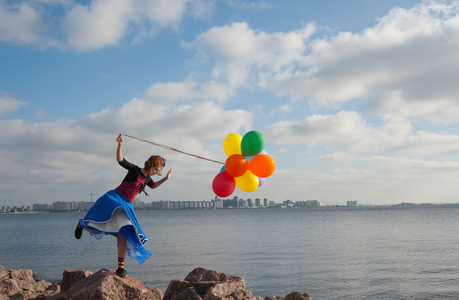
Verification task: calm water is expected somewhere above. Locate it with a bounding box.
[1,206,459,299]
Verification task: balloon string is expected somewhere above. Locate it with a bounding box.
[122,134,225,164]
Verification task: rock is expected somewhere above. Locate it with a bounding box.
[265,291,311,300]
[8,270,34,282]
[0,267,8,280]
[0,279,21,296]
[164,268,311,300]
[48,268,163,300]
[1,266,311,300]
[171,286,202,300]
[285,291,311,300]
[60,269,93,292]
[164,267,262,300]
[0,266,58,300]
[9,290,36,300]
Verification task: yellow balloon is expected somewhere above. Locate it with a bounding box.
[223,133,242,157]
[235,171,259,193]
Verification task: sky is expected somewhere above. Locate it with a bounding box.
[2,0,459,207]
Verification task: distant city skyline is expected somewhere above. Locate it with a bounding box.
[2,197,327,213]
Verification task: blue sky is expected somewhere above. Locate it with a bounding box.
[2,0,459,207]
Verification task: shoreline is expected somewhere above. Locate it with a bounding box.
[0,211,50,215]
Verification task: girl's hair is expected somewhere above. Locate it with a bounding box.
[144,155,166,175]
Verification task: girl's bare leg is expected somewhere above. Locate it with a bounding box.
[118,234,127,257]
[116,234,128,278]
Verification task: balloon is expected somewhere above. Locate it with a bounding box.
[225,154,248,177]
[249,154,276,178]
[235,171,259,193]
[258,177,266,187]
[213,130,275,196]
[223,133,242,156]
[212,171,236,197]
[241,131,265,156]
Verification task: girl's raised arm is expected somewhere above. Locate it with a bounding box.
[116,134,124,162]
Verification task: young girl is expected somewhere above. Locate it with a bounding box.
[74,133,173,278]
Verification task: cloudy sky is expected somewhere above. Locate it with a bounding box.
[2,0,459,207]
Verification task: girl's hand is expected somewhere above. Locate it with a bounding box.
[166,168,173,180]
[116,134,123,144]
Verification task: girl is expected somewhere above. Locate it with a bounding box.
[75,134,173,278]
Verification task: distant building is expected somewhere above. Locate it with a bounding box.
[347,201,358,207]
[33,203,51,211]
[53,201,71,212]
[133,198,144,209]
[238,199,247,208]
[296,200,321,208]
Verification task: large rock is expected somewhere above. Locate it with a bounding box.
[59,269,93,293]
[163,267,311,300]
[265,291,311,300]
[48,269,163,300]
[0,266,59,300]
[163,267,259,300]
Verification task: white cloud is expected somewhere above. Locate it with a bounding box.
[265,111,459,156]
[140,0,187,28]
[188,21,315,88]
[189,0,215,20]
[0,0,214,51]
[144,79,199,103]
[0,1,53,46]
[0,97,27,116]
[318,152,358,162]
[261,1,459,123]
[144,78,235,104]
[64,0,133,50]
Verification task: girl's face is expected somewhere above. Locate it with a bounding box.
[149,167,162,176]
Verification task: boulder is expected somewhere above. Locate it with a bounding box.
[164,267,261,300]
[48,269,163,300]
[164,268,311,300]
[59,269,93,292]
[0,266,59,300]
[265,291,311,300]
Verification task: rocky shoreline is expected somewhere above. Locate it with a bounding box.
[0,265,311,300]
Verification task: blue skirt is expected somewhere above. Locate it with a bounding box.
[79,190,152,264]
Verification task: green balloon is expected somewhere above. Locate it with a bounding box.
[241,131,265,156]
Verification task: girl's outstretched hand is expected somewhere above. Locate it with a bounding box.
[166,168,173,180]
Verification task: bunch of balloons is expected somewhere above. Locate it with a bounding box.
[212,131,276,198]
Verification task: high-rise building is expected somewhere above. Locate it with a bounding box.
[347,201,358,207]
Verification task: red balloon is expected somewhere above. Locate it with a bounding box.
[212,171,236,197]
[225,154,248,177]
[248,154,276,178]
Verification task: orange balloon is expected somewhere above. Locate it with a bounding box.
[248,154,276,178]
[225,154,248,177]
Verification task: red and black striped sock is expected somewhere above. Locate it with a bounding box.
[118,257,125,269]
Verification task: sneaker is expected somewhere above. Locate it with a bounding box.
[116,268,127,278]
[74,224,83,239]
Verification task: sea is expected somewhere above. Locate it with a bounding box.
[1,205,459,300]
